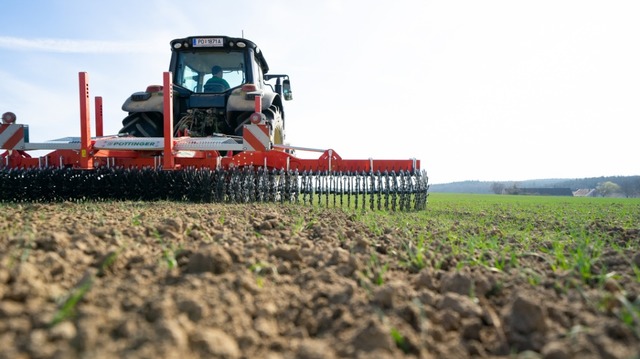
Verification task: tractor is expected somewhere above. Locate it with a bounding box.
[0,35,427,210]
[119,36,291,146]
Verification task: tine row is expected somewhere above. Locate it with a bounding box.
[0,167,428,211]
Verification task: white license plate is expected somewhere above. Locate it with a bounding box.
[192,38,224,47]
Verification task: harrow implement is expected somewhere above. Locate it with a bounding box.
[0,72,428,210]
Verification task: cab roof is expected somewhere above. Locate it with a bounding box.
[170,36,269,74]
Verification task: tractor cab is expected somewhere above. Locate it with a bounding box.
[119,36,291,140]
[170,37,259,94]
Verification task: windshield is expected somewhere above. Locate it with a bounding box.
[174,51,246,93]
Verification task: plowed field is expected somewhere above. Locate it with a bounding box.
[1,195,639,358]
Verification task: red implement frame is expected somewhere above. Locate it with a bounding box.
[1,72,421,173]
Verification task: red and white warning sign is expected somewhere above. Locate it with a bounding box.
[0,124,26,150]
[242,123,270,152]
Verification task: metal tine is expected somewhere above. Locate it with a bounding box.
[346,172,351,209]
[264,168,269,203]
[289,169,295,204]
[354,172,359,210]
[319,171,324,207]
[301,170,308,206]
[322,171,326,207]
[323,171,328,207]
[312,171,316,206]
[281,168,288,204]
[407,171,414,210]
[404,170,411,211]
[331,173,336,208]
[357,172,362,210]
[399,170,405,212]
[360,172,365,210]
[269,168,275,204]
[369,171,375,211]
[300,170,305,205]
[391,170,398,212]
[324,171,329,207]
[384,170,390,210]
[376,170,382,211]
[251,166,257,203]
[331,172,336,208]
[275,168,282,203]
[405,170,412,210]
[360,171,365,211]
[278,168,284,204]
[410,171,419,211]
[333,172,337,208]
[244,166,253,203]
[307,170,312,205]
[257,167,265,203]
[291,169,300,204]
[314,171,318,206]
[338,173,342,208]
[314,171,320,206]
[312,171,317,206]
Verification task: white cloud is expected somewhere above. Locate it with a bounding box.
[0,36,164,54]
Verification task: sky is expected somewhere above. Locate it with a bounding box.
[1,1,638,184]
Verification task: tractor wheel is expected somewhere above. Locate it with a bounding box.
[119,112,164,137]
[265,106,284,145]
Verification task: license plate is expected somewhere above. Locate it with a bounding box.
[192,38,224,47]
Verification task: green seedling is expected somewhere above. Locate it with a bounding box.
[617,295,640,337]
[162,248,178,270]
[390,327,410,353]
[50,274,94,327]
[152,229,181,269]
[362,252,388,287]
[131,213,143,226]
[632,265,640,283]
[401,234,429,272]
[97,251,119,276]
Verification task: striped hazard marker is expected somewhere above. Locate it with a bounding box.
[243,124,270,152]
[0,124,25,150]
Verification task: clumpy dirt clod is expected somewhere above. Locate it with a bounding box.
[0,202,638,358]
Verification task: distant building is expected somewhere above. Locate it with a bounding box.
[573,188,597,197]
[502,188,574,196]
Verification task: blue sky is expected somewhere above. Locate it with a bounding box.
[1,1,639,184]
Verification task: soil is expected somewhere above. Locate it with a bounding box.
[1,202,638,358]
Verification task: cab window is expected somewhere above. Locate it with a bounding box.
[175,51,246,93]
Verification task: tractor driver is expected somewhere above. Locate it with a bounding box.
[204,65,230,92]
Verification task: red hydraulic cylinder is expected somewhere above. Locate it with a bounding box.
[162,71,175,169]
[78,72,93,169]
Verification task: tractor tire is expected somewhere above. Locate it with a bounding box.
[119,112,164,137]
[265,106,284,145]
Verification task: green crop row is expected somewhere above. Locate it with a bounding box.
[355,193,640,272]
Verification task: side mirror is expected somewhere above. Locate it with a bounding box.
[283,79,293,101]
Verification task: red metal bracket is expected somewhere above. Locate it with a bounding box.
[95,96,103,137]
[79,72,93,169]
[162,72,175,170]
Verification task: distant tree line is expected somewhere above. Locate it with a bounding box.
[560,176,640,197]
[431,176,640,196]
[491,176,640,198]
[490,182,506,195]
